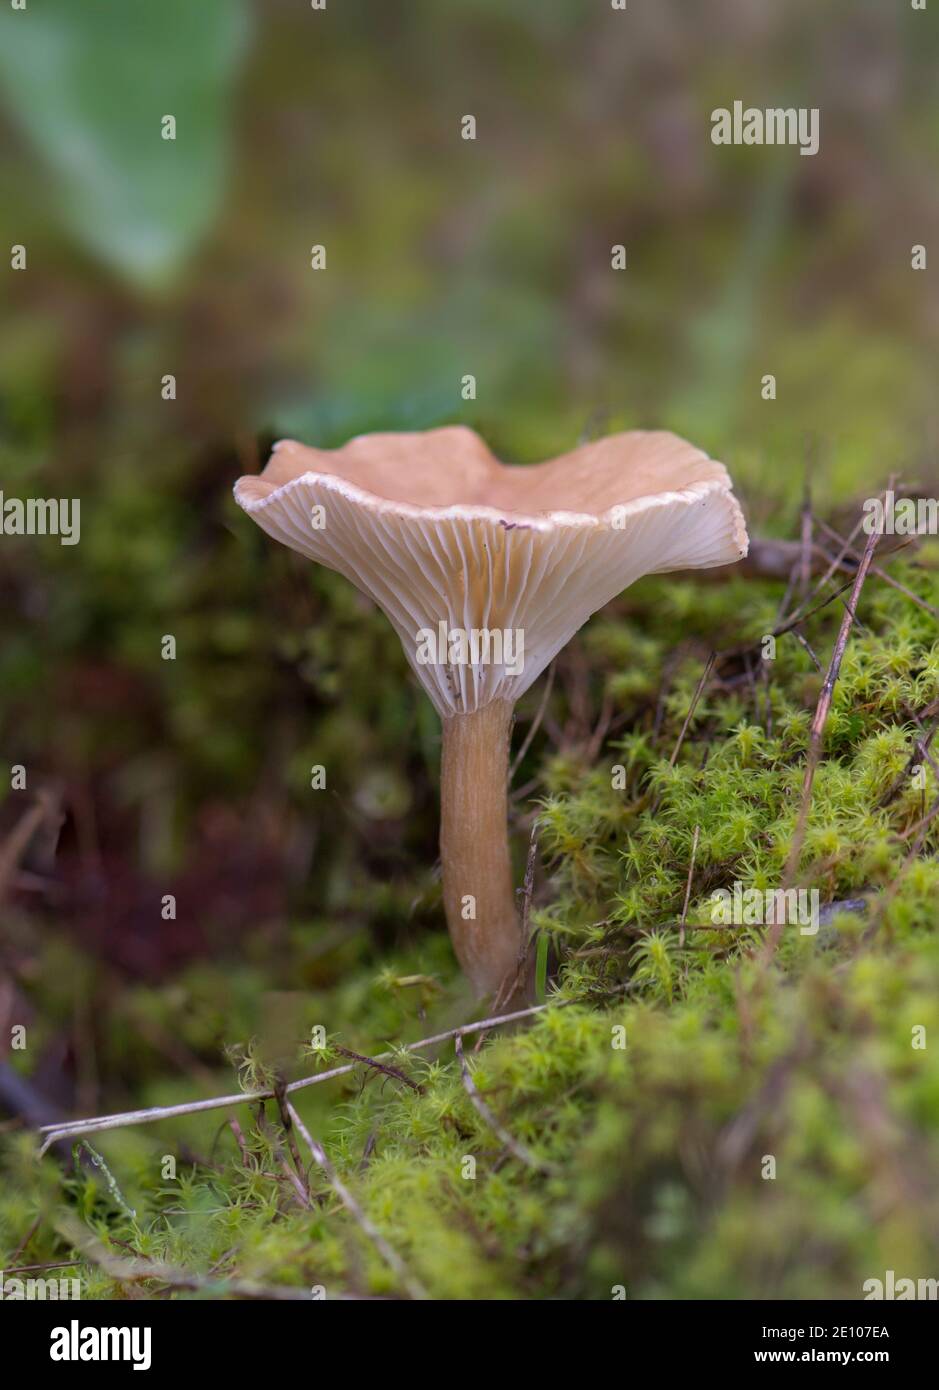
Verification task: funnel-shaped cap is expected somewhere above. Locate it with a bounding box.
[235,426,748,718]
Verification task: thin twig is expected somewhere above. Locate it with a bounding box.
[0,791,59,906]
[815,519,937,619]
[896,792,939,844]
[278,1156,313,1209]
[228,1118,250,1167]
[877,707,939,809]
[774,575,861,640]
[54,1214,320,1301]
[2,1260,81,1277]
[668,653,716,768]
[779,514,866,627]
[454,1036,555,1173]
[285,1102,428,1301]
[38,1000,581,1151]
[719,574,860,665]
[775,559,801,629]
[791,629,824,674]
[585,690,615,763]
[358,1130,378,1175]
[7,1215,41,1267]
[911,716,939,787]
[778,516,883,905]
[331,1046,423,1094]
[272,1075,312,1206]
[679,826,700,951]
[649,653,715,816]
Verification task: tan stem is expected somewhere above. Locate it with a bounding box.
[440,699,522,998]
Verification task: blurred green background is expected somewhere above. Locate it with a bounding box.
[0,0,937,1293]
[1,0,936,1041]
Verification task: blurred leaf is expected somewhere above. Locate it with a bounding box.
[0,0,249,288]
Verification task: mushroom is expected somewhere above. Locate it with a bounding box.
[234,426,748,1001]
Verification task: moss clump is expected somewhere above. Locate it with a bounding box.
[2,550,938,1300]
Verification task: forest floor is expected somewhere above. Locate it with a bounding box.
[2,491,938,1300]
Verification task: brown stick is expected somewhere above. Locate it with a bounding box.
[286,1102,428,1300]
[55,1213,322,1301]
[668,654,716,768]
[0,791,60,906]
[877,709,939,809]
[454,1035,554,1172]
[679,825,700,950]
[38,999,581,1150]
[779,522,882,898]
[814,520,938,619]
[689,528,907,586]
[332,1046,423,1094]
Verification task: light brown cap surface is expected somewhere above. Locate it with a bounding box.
[235,426,748,717]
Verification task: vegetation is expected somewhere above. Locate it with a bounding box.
[2,536,937,1299]
[1,0,937,1300]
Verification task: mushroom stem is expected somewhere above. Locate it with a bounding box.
[440,698,524,999]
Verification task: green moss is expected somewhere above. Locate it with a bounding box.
[3,549,938,1299]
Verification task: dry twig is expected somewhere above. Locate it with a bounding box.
[285,1102,428,1301]
[454,1035,555,1173]
[38,999,576,1151]
[679,825,701,951]
[776,516,883,916]
[331,1045,423,1094]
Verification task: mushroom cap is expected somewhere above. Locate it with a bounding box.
[235,426,749,718]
